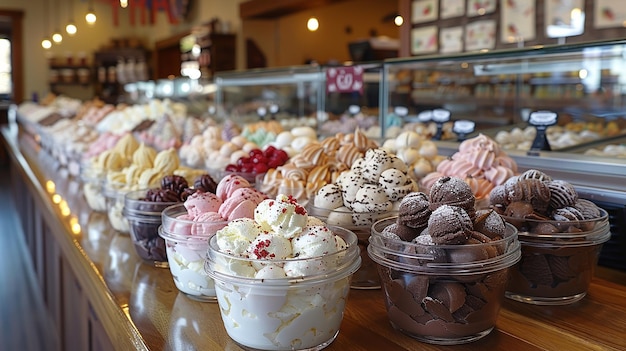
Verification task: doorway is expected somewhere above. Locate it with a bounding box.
[0,10,24,105]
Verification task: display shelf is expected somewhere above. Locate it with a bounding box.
[3,122,626,350]
[383,39,626,137]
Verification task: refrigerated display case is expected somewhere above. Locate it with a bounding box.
[381,39,626,271]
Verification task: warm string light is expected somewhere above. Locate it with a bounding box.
[307,17,319,31]
[52,0,63,44]
[41,0,51,49]
[86,0,97,25]
[120,0,129,8]
[65,0,77,36]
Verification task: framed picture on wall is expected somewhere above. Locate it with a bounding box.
[411,26,439,54]
[467,0,496,17]
[412,0,439,24]
[441,0,465,19]
[595,0,626,29]
[546,0,584,38]
[501,0,536,43]
[440,26,464,53]
[465,19,496,51]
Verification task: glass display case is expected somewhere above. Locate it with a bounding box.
[213,63,386,138]
[381,39,626,272]
[214,65,324,126]
[381,38,626,148]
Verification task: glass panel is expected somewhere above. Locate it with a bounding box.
[382,40,626,146]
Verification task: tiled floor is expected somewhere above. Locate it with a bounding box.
[0,163,60,351]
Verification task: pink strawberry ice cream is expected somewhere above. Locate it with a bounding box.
[159,174,267,301]
[184,192,222,217]
[421,134,518,200]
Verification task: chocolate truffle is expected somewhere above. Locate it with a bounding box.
[428,205,472,244]
[398,192,431,231]
[519,169,552,182]
[429,176,476,218]
[473,209,506,239]
[548,179,578,210]
[573,199,601,220]
[194,173,218,194]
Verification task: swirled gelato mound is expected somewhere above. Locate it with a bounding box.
[213,194,349,278]
[257,128,379,204]
[178,123,260,171]
[421,133,518,200]
[381,131,445,181]
[159,174,267,299]
[310,148,417,228]
[489,169,604,231]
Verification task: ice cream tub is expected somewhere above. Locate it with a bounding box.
[307,198,397,290]
[159,203,229,301]
[501,209,610,305]
[205,225,361,351]
[104,180,131,234]
[79,160,106,212]
[369,217,520,345]
[123,189,179,267]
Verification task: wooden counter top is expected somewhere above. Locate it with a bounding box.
[3,124,626,351]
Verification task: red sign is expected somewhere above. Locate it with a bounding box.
[326,66,364,94]
[104,0,191,26]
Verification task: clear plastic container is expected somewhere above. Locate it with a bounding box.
[369,217,520,345]
[307,197,396,289]
[501,209,610,305]
[123,189,180,267]
[103,181,131,234]
[159,203,229,301]
[205,226,361,351]
[80,161,107,212]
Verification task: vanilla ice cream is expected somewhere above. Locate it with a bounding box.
[207,194,361,350]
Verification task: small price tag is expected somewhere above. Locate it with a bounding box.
[453,120,475,134]
[529,111,557,126]
[417,110,432,122]
[394,106,408,117]
[432,108,451,123]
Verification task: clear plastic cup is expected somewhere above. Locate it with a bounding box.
[159,203,229,302]
[501,209,610,305]
[103,180,131,234]
[307,197,396,289]
[123,189,180,267]
[369,217,520,345]
[80,160,107,212]
[205,226,361,351]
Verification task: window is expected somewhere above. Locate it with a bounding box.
[0,38,11,96]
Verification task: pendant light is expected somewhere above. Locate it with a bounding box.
[85,0,97,25]
[41,0,52,49]
[51,0,63,44]
[120,0,129,8]
[65,0,77,36]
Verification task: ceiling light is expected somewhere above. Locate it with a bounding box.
[52,31,63,43]
[42,38,52,49]
[307,17,319,32]
[66,22,77,35]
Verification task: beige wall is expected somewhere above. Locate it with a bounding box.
[2,0,245,100]
[2,0,398,100]
[271,0,400,66]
